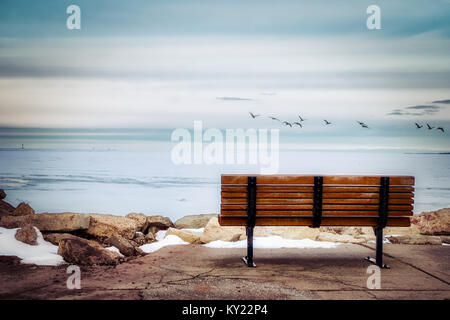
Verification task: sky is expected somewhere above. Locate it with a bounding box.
[0,0,449,150]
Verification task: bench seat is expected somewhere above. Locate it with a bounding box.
[219,174,414,268]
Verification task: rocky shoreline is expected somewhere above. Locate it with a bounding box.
[0,189,449,266]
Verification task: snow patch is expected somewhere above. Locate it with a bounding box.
[155,230,167,242]
[105,246,124,257]
[0,227,65,266]
[139,235,188,253]
[204,236,340,249]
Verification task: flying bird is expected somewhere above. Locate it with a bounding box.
[427,123,435,130]
[269,116,280,121]
[298,115,306,122]
[415,123,423,129]
[293,122,303,128]
[357,121,369,128]
[436,127,445,132]
[249,112,260,119]
[324,120,331,125]
[283,121,292,128]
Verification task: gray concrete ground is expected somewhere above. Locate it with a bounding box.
[0,243,449,299]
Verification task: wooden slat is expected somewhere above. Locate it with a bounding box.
[222,191,413,201]
[221,203,413,211]
[222,185,414,193]
[221,175,414,186]
[220,210,413,217]
[218,216,410,227]
[221,198,413,205]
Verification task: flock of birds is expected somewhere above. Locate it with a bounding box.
[415,122,445,132]
[248,112,445,132]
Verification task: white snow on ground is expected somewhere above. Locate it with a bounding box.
[0,227,65,266]
[139,235,188,253]
[105,246,124,257]
[204,236,340,249]
[155,230,167,241]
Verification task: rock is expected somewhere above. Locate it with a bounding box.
[0,199,15,213]
[411,208,450,235]
[0,189,6,199]
[106,234,142,256]
[87,214,138,240]
[316,232,367,244]
[387,234,442,245]
[33,213,91,232]
[144,215,173,233]
[166,227,201,244]
[126,213,148,232]
[249,226,321,240]
[384,225,420,236]
[15,225,38,245]
[145,232,155,242]
[12,202,35,216]
[174,214,217,229]
[58,237,120,265]
[0,215,33,228]
[440,236,450,244]
[43,233,80,246]
[200,217,245,243]
[0,208,10,217]
[41,233,105,248]
[133,232,152,246]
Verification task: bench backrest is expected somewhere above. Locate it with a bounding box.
[219,174,414,227]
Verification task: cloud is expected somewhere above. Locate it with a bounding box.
[432,99,450,104]
[387,105,442,116]
[216,96,253,101]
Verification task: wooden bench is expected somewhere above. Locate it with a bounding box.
[219,174,414,268]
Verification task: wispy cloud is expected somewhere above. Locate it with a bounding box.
[432,99,450,104]
[388,105,443,116]
[216,96,253,101]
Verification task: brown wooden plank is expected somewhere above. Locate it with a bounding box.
[218,216,410,227]
[222,198,412,205]
[222,185,414,193]
[222,192,413,200]
[220,210,413,217]
[221,175,414,186]
[221,203,413,211]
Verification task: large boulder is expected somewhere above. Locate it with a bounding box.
[0,189,6,199]
[0,199,15,213]
[0,212,90,232]
[33,213,90,232]
[0,208,10,217]
[106,234,143,256]
[126,213,148,232]
[12,202,35,216]
[166,227,201,244]
[42,233,103,248]
[411,208,450,235]
[15,225,38,245]
[174,214,217,229]
[144,215,174,234]
[200,217,245,243]
[387,234,442,245]
[58,237,120,265]
[0,214,33,228]
[87,214,138,240]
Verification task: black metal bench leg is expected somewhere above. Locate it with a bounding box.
[243,226,256,267]
[365,226,389,269]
